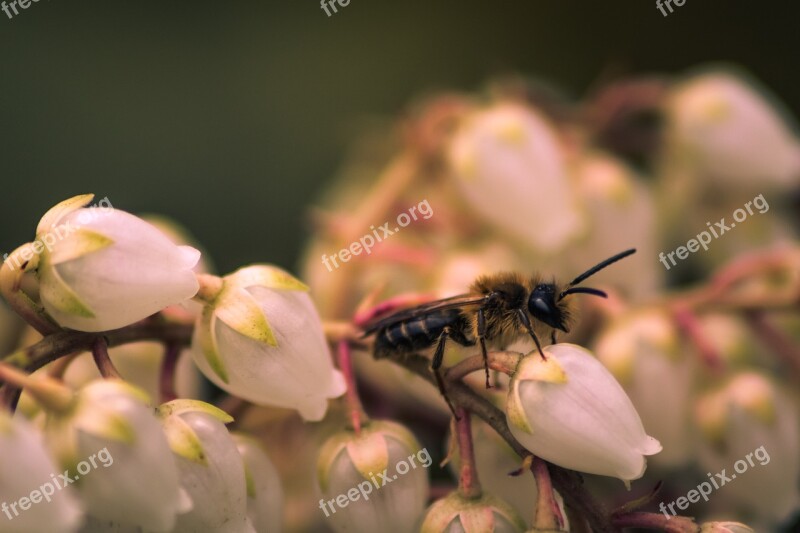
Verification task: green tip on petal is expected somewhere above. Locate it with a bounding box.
[47,229,114,265]
[39,264,96,319]
[506,380,535,435]
[199,307,230,383]
[37,194,95,235]
[157,399,234,424]
[516,352,568,384]
[345,431,390,482]
[215,289,277,347]
[74,407,136,445]
[243,462,257,498]
[230,265,310,292]
[160,413,209,466]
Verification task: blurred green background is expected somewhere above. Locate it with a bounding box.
[1,0,798,275]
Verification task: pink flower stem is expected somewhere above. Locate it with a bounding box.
[337,340,366,434]
[454,407,482,500]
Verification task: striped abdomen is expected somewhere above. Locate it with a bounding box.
[373,309,473,358]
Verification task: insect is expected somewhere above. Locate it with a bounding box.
[361,249,636,414]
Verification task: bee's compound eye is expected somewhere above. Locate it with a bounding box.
[531,298,551,315]
[527,284,563,330]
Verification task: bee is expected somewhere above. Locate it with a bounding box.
[361,249,636,413]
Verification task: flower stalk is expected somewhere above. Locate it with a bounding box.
[337,340,366,434]
[454,407,481,500]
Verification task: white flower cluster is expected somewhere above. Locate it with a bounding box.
[26,194,345,422]
[1,385,281,532]
[0,193,350,531]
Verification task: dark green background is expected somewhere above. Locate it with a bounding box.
[1,1,797,274]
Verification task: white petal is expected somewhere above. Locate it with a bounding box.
[191,287,345,421]
[667,71,800,188]
[41,209,200,331]
[71,391,182,531]
[233,434,283,532]
[171,412,250,532]
[447,103,582,252]
[0,416,83,533]
[508,344,661,481]
[322,437,429,533]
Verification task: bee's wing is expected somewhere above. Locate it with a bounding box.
[360,293,486,336]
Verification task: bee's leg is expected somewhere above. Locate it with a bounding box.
[432,328,459,418]
[516,309,546,360]
[477,308,491,389]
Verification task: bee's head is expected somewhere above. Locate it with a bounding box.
[527,283,569,332]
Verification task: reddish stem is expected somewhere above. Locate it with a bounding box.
[91,337,122,380]
[532,457,565,530]
[672,305,723,374]
[336,340,365,434]
[611,511,697,532]
[745,310,800,378]
[160,342,181,403]
[454,407,482,500]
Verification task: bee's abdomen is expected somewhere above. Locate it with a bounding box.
[374,309,470,358]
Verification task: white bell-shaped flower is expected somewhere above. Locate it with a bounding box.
[666,70,800,189]
[44,380,183,532]
[694,372,800,524]
[37,195,201,332]
[594,308,693,467]
[190,265,345,421]
[446,102,582,253]
[157,400,253,533]
[566,152,661,300]
[0,412,82,533]
[232,433,284,533]
[317,420,430,533]
[419,492,526,533]
[506,344,661,482]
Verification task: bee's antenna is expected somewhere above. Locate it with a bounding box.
[560,287,607,299]
[559,248,636,299]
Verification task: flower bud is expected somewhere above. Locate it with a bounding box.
[232,432,283,533]
[44,380,183,531]
[420,492,526,533]
[0,412,82,533]
[157,400,253,532]
[317,420,430,533]
[567,152,661,299]
[594,308,693,467]
[446,102,582,253]
[665,70,800,190]
[694,373,800,523]
[190,265,345,421]
[36,195,201,332]
[506,344,661,482]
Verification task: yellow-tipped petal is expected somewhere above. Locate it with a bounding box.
[215,288,277,347]
[345,431,390,482]
[37,194,95,235]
